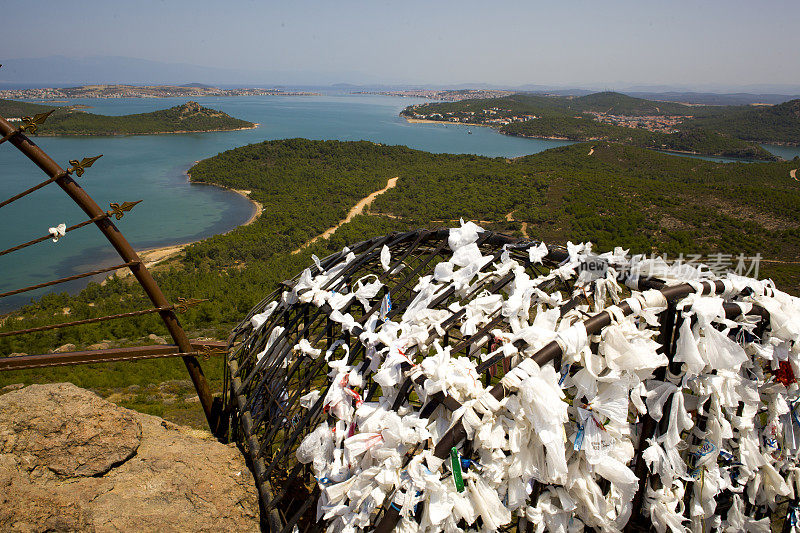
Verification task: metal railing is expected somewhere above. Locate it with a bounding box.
[0,109,224,434]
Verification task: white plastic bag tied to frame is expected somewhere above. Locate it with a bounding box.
[244,222,800,532]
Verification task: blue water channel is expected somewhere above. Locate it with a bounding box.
[1,95,796,310]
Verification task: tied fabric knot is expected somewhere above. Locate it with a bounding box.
[528,241,548,264]
[250,301,279,330]
[48,222,66,242]
[623,295,643,316]
[274,226,800,533]
[641,289,668,309]
[604,304,627,325]
[555,323,588,358]
[645,380,694,448]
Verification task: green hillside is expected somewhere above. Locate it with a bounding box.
[0,98,57,118]
[402,91,704,120]
[683,99,800,144]
[404,93,565,118]
[403,91,800,155]
[1,139,798,421]
[0,100,254,135]
[2,139,798,354]
[501,117,775,160]
[564,91,695,115]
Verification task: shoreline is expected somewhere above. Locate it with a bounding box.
[117,171,263,275]
[404,116,781,161]
[37,123,259,137]
[500,131,574,142]
[404,117,581,142]
[498,130,776,161]
[403,117,494,128]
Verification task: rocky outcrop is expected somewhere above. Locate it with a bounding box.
[0,383,259,532]
[179,101,202,115]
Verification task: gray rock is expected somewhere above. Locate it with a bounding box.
[86,342,111,351]
[147,334,168,345]
[0,383,141,477]
[52,343,77,353]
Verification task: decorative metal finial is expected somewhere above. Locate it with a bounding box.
[107,200,142,220]
[20,110,55,134]
[67,155,103,177]
[197,343,226,361]
[175,297,208,313]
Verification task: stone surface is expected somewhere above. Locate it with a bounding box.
[147,333,168,345]
[52,343,77,353]
[0,383,141,477]
[86,342,111,350]
[0,383,259,532]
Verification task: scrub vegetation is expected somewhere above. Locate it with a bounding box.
[2,139,798,424]
[402,91,800,158]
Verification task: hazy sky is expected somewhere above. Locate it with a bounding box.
[3,0,800,87]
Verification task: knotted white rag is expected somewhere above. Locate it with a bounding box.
[48,223,66,242]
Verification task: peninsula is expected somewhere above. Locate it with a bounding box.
[400,91,798,160]
[0,84,319,100]
[0,100,256,135]
[352,89,516,101]
[3,139,799,363]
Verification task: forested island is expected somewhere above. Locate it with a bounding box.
[0,99,255,135]
[402,91,800,159]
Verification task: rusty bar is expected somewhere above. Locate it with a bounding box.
[0,261,138,299]
[626,302,677,530]
[0,114,217,431]
[0,127,21,145]
[0,171,67,209]
[0,304,177,337]
[0,212,107,257]
[231,368,285,531]
[0,340,226,371]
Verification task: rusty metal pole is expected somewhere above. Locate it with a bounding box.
[0,116,217,431]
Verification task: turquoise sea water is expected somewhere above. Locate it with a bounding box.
[761,144,800,161]
[0,95,575,310]
[1,95,796,311]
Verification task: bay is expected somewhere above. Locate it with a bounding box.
[761,144,800,161]
[0,95,574,311]
[2,94,794,311]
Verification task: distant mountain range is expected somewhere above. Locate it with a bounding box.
[626,91,800,106]
[0,56,370,87]
[1,56,799,106]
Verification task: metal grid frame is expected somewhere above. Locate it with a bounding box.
[225,228,781,532]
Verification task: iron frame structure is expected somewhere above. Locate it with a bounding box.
[0,111,223,434]
[224,228,781,532]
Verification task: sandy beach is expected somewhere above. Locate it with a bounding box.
[116,186,262,277]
